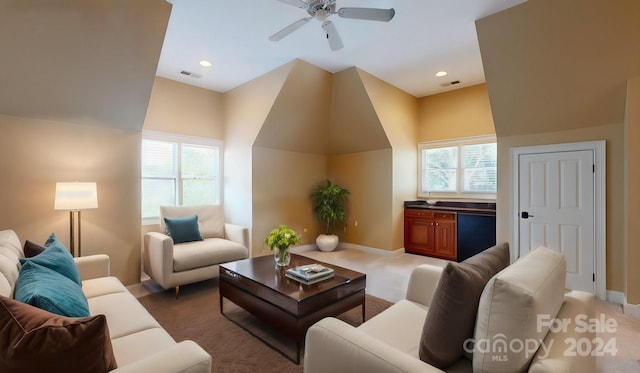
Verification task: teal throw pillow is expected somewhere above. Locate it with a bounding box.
[164,215,203,244]
[15,261,90,318]
[19,233,82,285]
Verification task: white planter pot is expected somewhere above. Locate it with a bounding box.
[316,234,339,252]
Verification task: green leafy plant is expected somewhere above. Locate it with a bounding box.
[265,224,301,250]
[310,179,349,235]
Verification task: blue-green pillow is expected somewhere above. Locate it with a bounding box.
[164,215,203,244]
[15,261,90,318]
[19,233,82,285]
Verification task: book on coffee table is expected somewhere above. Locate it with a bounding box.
[285,264,334,285]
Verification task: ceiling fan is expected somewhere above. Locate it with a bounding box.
[269,0,396,51]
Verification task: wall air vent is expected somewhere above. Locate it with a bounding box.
[179,70,203,78]
[440,80,461,87]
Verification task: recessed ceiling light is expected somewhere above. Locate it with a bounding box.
[435,71,448,77]
[199,60,213,68]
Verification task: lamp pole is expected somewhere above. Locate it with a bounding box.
[54,182,98,257]
[69,210,75,257]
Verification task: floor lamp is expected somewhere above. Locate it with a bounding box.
[54,182,98,257]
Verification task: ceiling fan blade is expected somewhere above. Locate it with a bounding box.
[269,17,311,41]
[322,21,343,51]
[337,7,396,22]
[275,0,308,9]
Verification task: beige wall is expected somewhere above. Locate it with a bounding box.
[359,69,419,250]
[223,62,294,253]
[0,115,141,285]
[250,61,333,254]
[255,62,332,154]
[143,77,224,138]
[476,0,640,137]
[625,78,640,303]
[252,148,326,256]
[329,68,390,154]
[329,150,393,249]
[0,0,171,132]
[418,84,495,142]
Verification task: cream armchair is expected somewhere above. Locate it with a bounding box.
[143,205,249,298]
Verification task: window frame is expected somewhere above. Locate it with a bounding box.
[418,135,497,200]
[142,130,223,225]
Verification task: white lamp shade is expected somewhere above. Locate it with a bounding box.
[54,182,98,210]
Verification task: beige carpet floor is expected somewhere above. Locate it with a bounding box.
[138,278,392,373]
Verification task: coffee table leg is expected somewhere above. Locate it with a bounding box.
[362,302,366,323]
[296,341,301,364]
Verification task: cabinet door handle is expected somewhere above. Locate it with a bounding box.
[435,222,439,226]
[430,222,434,226]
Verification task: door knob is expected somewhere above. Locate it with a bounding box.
[521,211,534,219]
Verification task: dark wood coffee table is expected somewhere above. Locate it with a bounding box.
[219,253,366,363]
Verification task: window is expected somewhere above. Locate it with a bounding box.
[419,135,496,199]
[141,131,222,224]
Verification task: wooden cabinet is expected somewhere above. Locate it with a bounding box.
[404,209,457,260]
[404,209,435,254]
[433,213,456,259]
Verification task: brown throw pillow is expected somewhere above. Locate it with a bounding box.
[0,295,117,372]
[23,240,46,258]
[418,242,510,368]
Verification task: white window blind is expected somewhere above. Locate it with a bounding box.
[462,143,497,192]
[419,135,497,199]
[141,139,177,220]
[141,131,222,223]
[181,144,219,206]
[423,146,457,192]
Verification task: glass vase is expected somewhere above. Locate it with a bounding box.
[274,246,291,267]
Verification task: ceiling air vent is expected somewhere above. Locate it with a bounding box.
[179,70,203,79]
[440,80,461,87]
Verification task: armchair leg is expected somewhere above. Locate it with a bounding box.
[175,286,180,299]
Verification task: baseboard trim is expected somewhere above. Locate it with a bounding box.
[290,242,403,257]
[290,244,316,253]
[623,303,640,318]
[605,290,640,318]
[607,290,625,305]
[338,243,403,257]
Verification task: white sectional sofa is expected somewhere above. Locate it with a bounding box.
[304,245,596,373]
[0,229,211,372]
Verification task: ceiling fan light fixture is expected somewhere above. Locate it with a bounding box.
[435,71,448,77]
[315,9,329,20]
[199,60,213,68]
[271,0,395,51]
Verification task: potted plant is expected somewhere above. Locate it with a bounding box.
[265,224,301,266]
[310,179,349,252]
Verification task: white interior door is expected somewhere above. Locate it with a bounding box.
[518,150,595,293]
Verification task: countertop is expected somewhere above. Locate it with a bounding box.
[404,200,496,215]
